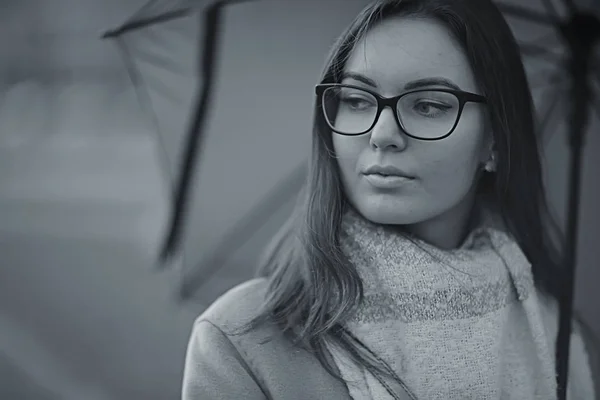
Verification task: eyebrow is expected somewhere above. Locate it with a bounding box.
[340,72,462,91]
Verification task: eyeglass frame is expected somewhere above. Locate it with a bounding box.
[315,83,488,141]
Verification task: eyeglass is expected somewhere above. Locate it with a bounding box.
[315,83,487,141]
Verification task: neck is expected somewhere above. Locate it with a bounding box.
[402,190,482,250]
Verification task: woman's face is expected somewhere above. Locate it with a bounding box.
[332,16,492,246]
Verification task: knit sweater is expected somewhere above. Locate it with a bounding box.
[325,206,595,400]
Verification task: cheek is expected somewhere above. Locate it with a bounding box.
[419,134,485,194]
[332,135,367,177]
[425,156,474,188]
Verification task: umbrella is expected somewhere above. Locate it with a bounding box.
[103,1,600,397]
[498,2,600,398]
[101,0,376,294]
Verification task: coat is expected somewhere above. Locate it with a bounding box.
[181,278,600,399]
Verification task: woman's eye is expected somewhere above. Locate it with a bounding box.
[413,101,451,117]
[341,97,374,110]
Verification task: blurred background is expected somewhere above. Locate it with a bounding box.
[0,0,598,398]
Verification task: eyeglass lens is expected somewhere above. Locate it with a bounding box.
[322,86,460,138]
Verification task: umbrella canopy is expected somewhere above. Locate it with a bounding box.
[104,0,382,297]
[105,1,600,360]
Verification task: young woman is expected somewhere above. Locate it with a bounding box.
[182,0,599,398]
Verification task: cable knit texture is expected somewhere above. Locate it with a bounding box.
[325,205,595,400]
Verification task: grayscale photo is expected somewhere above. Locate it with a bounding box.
[1,0,599,399]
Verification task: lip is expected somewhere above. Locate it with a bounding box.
[362,165,415,179]
[363,173,413,189]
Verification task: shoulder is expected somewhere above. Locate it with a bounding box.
[196,277,269,331]
[182,278,273,399]
[184,278,351,399]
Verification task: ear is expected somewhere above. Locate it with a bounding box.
[480,131,495,164]
[479,135,497,172]
[488,140,497,161]
[485,141,498,173]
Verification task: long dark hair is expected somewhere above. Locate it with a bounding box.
[231,0,565,383]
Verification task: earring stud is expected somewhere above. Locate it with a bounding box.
[484,153,496,172]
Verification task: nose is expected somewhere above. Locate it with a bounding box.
[369,107,408,151]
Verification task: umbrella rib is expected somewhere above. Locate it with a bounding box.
[126,0,161,24]
[114,38,175,189]
[558,0,578,15]
[160,0,261,262]
[530,31,560,47]
[537,85,564,146]
[102,0,257,38]
[518,42,565,64]
[495,2,561,26]
[159,6,222,263]
[590,73,600,121]
[129,0,171,23]
[102,8,194,38]
[215,0,258,6]
[541,0,560,19]
[530,68,566,89]
[132,45,187,77]
[179,162,308,300]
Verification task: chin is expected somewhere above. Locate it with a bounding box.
[351,197,425,226]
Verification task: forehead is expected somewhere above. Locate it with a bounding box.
[344,16,476,92]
